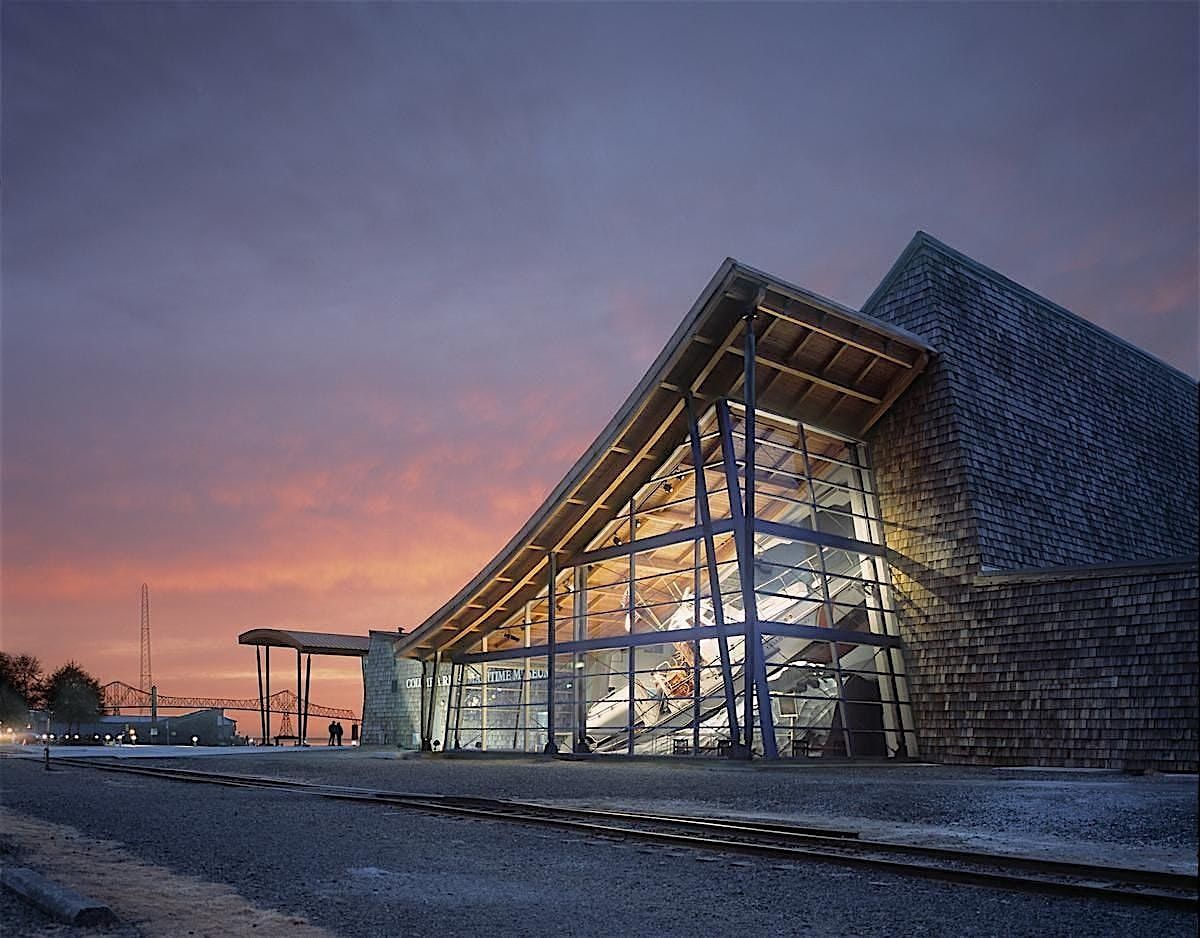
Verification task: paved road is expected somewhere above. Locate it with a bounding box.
[1,753,1196,937]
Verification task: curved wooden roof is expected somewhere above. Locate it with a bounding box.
[394,258,931,659]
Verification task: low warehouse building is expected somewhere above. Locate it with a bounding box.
[50,708,239,747]
[362,232,1198,769]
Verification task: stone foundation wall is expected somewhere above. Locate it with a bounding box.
[360,631,423,747]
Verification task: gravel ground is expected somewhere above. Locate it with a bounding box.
[133,750,1199,853]
[2,753,1197,937]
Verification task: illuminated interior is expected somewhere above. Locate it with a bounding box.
[391,260,932,759]
[447,403,916,758]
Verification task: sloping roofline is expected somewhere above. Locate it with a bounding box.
[392,258,932,658]
[866,231,1195,382]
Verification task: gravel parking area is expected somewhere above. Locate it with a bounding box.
[2,752,1196,937]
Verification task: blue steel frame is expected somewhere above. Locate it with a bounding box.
[434,305,906,758]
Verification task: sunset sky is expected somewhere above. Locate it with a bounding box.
[3,2,1197,725]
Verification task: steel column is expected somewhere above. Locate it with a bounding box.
[544,553,558,754]
[255,646,266,744]
[427,651,442,750]
[523,616,532,752]
[264,646,271,744]
[419,659,429,751]
[572,564,589,752]
[683,392,741,746]
[626,498,635,755]
[302,654,312,744]
[295,650,303,745]
[294,652,302,748]
[742,304,778,758]
[716,396,778,759]
[692,515,701,755]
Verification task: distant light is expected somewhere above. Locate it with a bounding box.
[73,734,80,740]
[104,735,112,741]
[574,661,584,669]
[191,736,199,745]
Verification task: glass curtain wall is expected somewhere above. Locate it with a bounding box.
[448,402,916,759]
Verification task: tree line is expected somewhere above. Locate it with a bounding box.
[0,652,104,731]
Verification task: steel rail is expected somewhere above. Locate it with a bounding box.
[47,757,1199,910]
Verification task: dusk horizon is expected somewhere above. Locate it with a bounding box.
[4,1,1197,726]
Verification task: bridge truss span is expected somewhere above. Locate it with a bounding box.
[101,681,358,722]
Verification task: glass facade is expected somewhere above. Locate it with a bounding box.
[444,400,916,759]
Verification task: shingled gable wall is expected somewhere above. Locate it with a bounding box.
[864,234,1198,769]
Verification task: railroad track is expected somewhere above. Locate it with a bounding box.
[44,755,1199,911]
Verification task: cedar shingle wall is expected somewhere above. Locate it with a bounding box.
[866,239,1199,769]
[906,564,1198,770]
[872,242,1198,569]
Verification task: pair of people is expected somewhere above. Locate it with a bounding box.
[326,721,344,746]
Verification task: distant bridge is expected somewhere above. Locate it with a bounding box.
[101,681,358,722]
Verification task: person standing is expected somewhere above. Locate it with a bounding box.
[334,722,343,746]
[327,721,336,746]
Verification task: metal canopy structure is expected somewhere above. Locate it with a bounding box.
[238,629,369,745]
[238,629,370,657]
[394,259,931,663]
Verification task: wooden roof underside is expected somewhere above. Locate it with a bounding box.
[393,259,931,659]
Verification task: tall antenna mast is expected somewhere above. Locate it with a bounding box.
[140,583,152,693]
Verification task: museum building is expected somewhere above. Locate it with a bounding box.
[360,232,1199,770]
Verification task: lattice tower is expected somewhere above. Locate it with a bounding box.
[139,583,152,693]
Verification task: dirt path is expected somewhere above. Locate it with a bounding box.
[0,806,338,937]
